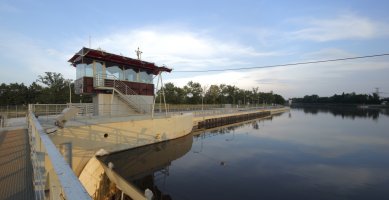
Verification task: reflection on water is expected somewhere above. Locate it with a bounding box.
[98,134,193,199]
[204,114,278,135]
[103,107,389,200]
[292,105,389,120]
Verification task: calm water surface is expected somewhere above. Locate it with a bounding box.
[101,107,389,200]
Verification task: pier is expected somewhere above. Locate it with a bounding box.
[193,107,289,130]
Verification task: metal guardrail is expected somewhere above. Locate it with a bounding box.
[0,105,28,118]
[154,104,282,111]
[28,108,91,200]
[29,103,94,118]
[6,103,284,121]
[30,103,155,121]
[28,103,284,120]
[155,104,285,117]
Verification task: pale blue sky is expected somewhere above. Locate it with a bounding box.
[1,0,389,98]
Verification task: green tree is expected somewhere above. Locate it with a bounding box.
[252,87,259,105]
[273,94,285,104]
[225,85,238,104]
[0,83,29,105]
[183,81,202,104]
[27,82,44,103]
[37,72,69,103]
[157,82,185,104]
[205,85,220,104]
[259,92,275,105]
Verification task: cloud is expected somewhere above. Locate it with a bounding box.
[300,48,389,72]
[0,31,74,84]
[165,47,389,98]
[290,14,389,42]
[291,164,389,189]
[249,116,389,158]
[93,26,281,70]
[0,25,282,86]
[1,22,388,98]
[302,48,355,60]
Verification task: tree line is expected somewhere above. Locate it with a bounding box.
[0,72,90,105]
[0,72,286,106]
[156,81,285,105]
[292,92,381,105]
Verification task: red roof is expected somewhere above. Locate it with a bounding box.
[68,47,172,75]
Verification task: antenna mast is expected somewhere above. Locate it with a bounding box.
[89,35,92,48]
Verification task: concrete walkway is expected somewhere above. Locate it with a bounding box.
[0,129,34,200]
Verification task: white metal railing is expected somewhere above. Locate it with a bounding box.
[0,105,28,118]
[29,103,154,122]
[29,103,94,118]
[27,103,286,124]
[93,74,150,114]
[28,107,91,200]
[153,104,284,117]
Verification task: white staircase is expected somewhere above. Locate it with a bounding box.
[94,74,151,114]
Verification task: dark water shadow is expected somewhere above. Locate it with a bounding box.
[98,133,193,199]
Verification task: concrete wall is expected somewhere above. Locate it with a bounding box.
[93,94,153,116]
[49,113,193,176]
[79,134,193,199]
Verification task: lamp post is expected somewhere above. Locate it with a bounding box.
[186,93,193,111]
[201,93,205,111]
[201,85,208,112]
[257,96,260,108]
[223,93,229,108]
[243,94,246,106]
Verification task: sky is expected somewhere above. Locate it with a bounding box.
[1,0,389,98]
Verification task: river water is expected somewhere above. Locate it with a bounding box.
[100,107,389,200]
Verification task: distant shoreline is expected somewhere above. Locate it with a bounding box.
[291,103,389,109]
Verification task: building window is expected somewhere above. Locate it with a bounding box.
[76,63,94,79]
[76,64,86,79]
[124,68,136,81]
[106,66,123,80]
[139,71,153,84]
[85,64,93,77]
[95,61,104,76]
